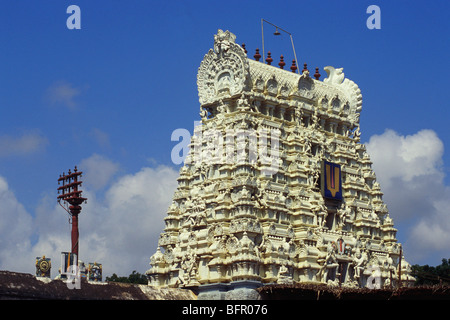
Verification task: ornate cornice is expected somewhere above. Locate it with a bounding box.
[197,30,363,129]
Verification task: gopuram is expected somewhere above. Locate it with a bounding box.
[146,30,415,299]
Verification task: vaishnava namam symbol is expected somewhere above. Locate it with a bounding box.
[322,161,342,200]
[326,164,339,197]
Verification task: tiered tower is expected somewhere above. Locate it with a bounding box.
[146,30,414,299]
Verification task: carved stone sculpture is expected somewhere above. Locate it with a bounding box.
[146,30,415,298]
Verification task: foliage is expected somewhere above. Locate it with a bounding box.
[411,258,450,286]
[105,270,148,284]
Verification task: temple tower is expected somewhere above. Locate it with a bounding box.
[146,30,414,299]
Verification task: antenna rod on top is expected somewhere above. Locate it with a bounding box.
[261,19,300,74]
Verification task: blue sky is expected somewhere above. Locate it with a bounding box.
[0,1,449,277]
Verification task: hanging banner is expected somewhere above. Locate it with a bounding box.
[322,161,343,201]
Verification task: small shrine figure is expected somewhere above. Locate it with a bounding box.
[88,262,103,282]
[36,256,51,278]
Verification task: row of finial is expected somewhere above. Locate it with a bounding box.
[241,44,321,80]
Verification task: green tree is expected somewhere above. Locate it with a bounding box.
[411,258,450,286]
[106,270,148,284]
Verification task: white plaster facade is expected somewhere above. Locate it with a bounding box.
[146,30,414,295]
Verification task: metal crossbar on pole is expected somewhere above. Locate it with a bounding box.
[57,166,87,262]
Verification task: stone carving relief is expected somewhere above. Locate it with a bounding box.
[323,65,363,125]
[180,248,200,286]
[266,76,278,96]
[298,72,315,99]
[197,29,250,106]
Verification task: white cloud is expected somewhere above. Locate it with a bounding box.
[90,128,111,150]
[45,81,81,110]
[0,131,48,158]
[0,176,33,272]
[79,153,119,190]
[366,129,444,186]
[0,159,179,278]
[409,218,450,254]
[91,165,179,275]
[365,129,450,263]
